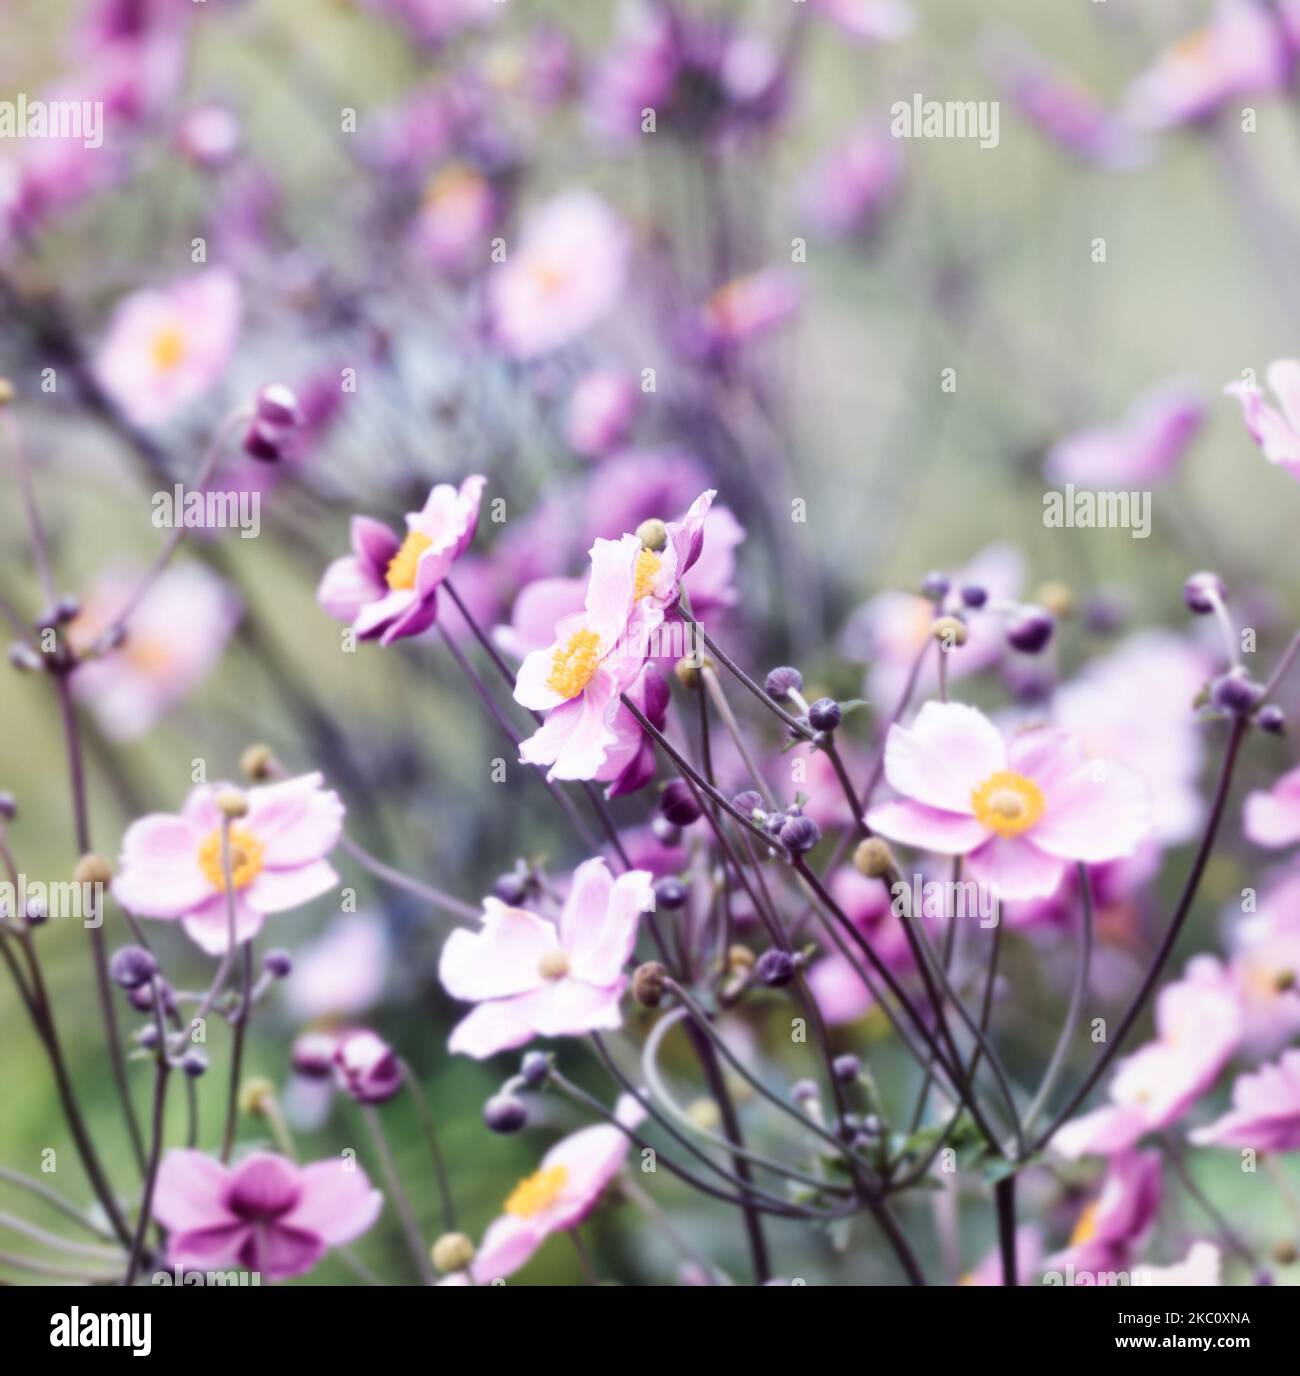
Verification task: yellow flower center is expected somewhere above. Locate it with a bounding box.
[504,1165,568,1219]
[538,950,570,981]
[197,825,266,892]
[970,770,1046,839]
[150,325,188,373]
[528,260,567,297]
[546,628,601,700]
[423,162,482,211]
[1069,1200,1101,1247]
[633,547,662,602]
[386,531,432,591]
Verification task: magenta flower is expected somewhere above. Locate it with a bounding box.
[488,191,630,359]
[1191,1049,1300,1151]
[333,1029,403,1105]
[439,858,653,1059]
[1225,360,1300,480]
[1045,1150,1162,1275]
[1052,958,1243,1159]
[810,0,915,45]
[93,268,241,428]
[865,702,1151,901]
[565,367,639,458]
[153,1149,381,1280]
[689,269,799,358]
[1044,380,1205,488]
[1244,763,1300,848]
[439,1095,646,1284]
[317,475,485,645]
[112,773,344,956]
[1230,869,1300,1056]
[801,121,904,240]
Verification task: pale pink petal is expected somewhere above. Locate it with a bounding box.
[1267,358,1300,434]
[317,555,386,624]
[1243,766,1300,847]
[531,976,627,1037]
[518,696,582,768]
[470,1213,544,1282]
[583,534,639,647]
[243,859,339,915]
[247,773,344,867]
[536,1121,633,1232]
[353,588,419,639]
[286,1159,383,1246]
[446,986,558,1059]
[113,814,211,918]
[514,639,568,713]
[1030,760,1150,862]
[180,894,265,955]
[882,701,1006,814]
[438,899,559,1001]
[1049,1104,1149,1159]
[152,1149,232,1232]
[964,835,1068,901]
[568,868,651,986]
[865,799,987,853]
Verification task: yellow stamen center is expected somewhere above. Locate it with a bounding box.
[633,547,662,602]
[150,325,188,373]
[504,1165,568,1219]
[970,770,1046,839]
[386,531,432,591]
[538,949,570,981]
[197,825,266,892]
[1069,1200,1101,1247]
[546,628,601,700]
[529,260,567,297]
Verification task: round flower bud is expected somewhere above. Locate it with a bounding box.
[764,666,803,700]
[920,570,950,601]
[687,1098,721,1132]
[73,853,113,886]
[853,838,894,878]
[732,790,765,819]
[1259,704,1286,735]
[333,1029,403,1105]
[728,944,755,972]
[493,871,528,905]
[931,615,967,647]
[654,876,689,910]
[659,779,702,827]
[1035,581,1074,618]
[432,1232,476,1275]
[960,584,988,609]
[215,787,250,819]
[54,594,81,623]
[635,517,668,552]
[520,1051,550,1087]
[255,383,301,430]
[263,948,292,979]
[790,1078,819,1104]
[137,1024,159,1050]
[832,1054,861,1083]
[1006,605,1055,654]
[128,978,174,1014]
[483,1093,527,1134]
[240,743,274,780]
[239,1078,276,1116]
[243,421,284,463]
[180,1048,209,1078]
[632,961,668,1008]
[756,949,796,987]
[1184,571,1225,615]
[1211,668,1264,715]
[291,1030,339,1079]
[109,945,157,990]
[651,816,683,847]
[779,814,822,855]
[0,791,16,820]
[808,697,842,732]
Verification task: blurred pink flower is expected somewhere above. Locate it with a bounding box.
[866,702,1151,901]
[801,122,904,239]
[113,773,344,956]
[93,269,241,427]
[317,475,485,645]
[961,1225,1043,1285]
[1044,381,1205,488]
[439,858,653,1058]
[489,191,629,358]
[68,563,240,741]
[811,0,915,44]
[284,914,389,1022]
[1052,957,1243,1158]
[1045,1150,1162,1274]
[565,367,639,457]
[690,268,799,356]
[807,869,915,1025]
[1226,360,1300,480]
[359,0,498,48]
[1244,762,1300,847]
[1191,1047,1300,1150]
[1124,0,1292,131]
[440,1094,646,1283]
[414,162,497,274]
[1229,869,1300,1056]
[154,1149,381,1280]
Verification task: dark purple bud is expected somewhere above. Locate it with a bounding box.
[920,571,950,602]
[732,790,765,819]
[756,949,796,987]
[493,871,529,905]
[242,421,283,463]
[54,595,81,623]
[255,384,301,429]
[659,779,702,827]
[650,816,683,847]
[109,945,158,990]
[960,584,988,609]
[292,1030,340,1079]
[520,1051,550,1088]
[1006,605,1055,654]
[764,666,803,700]
[180,1048,209,1078]
[484,1093,528,1134]
[791,1079,819,1103]
[1211,668,1264,715]
[832,1054,861,1083]
[653,876,689,910]
[1184,571,1225,615]
[0,791,15,820]
[1259,704,1286,735]
[808,697,842,732]
[263,948,292,979]
[137,1024,159,1050]
[129,978,174,1014]
[779,815,821,855]
[333,1029,403,1105]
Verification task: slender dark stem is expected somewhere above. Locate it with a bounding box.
[400,1060,456,1232]
[221,943,253,1163]
[995,1174,1018,1287]
[124,985,171,1286]
[339,832,479,923]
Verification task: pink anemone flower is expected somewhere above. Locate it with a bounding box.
[153,1149,381,1280]
[440,1095,646,1284]
[112,773,344,956]
[1243,762,1300,847]
[439,858,653,1058]
[1044,1150,1162,1275]
[93,268,241,428]
[1044,380,1205,488]
[865,701,1151,902]
[1191,1048,1300,1151]
[1225,359,1300,480]
[317,475,485,645]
